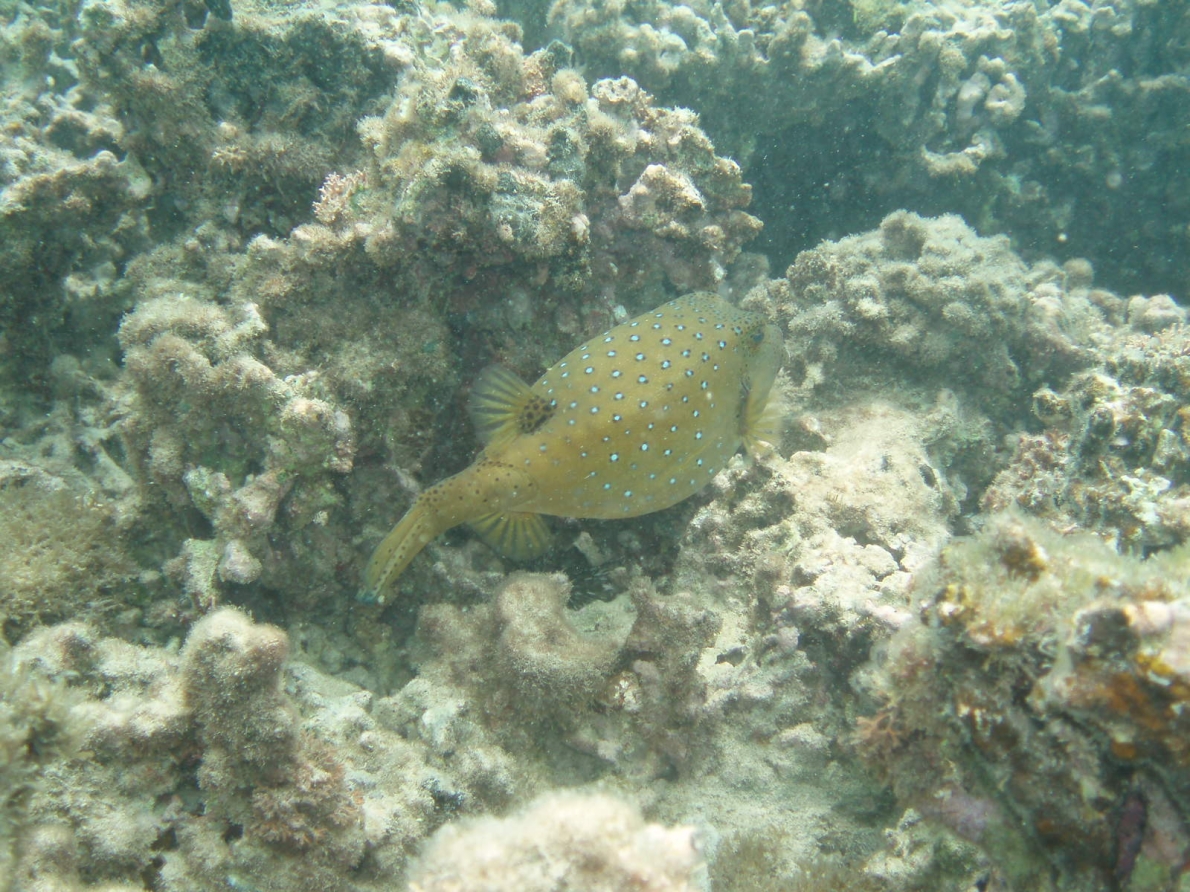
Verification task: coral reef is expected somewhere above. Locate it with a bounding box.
[47,0,768,616]
[0,461,137,639]
[756,210,1105,423]
[7,198,1138,891]
[3,0,1190,888]
[0,639,86,887]
[0,0,150,397]
[0,608,532,891]
[408,563,889,888]
[544,0,1190,299]
[407,570,633,761]
[74,0,391,239]
[493,572,624,708]
[675,400,956,641]
[179,609,364,872]
[117,289,356,613]
[343,20,760,296]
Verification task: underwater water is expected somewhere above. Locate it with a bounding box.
[1,0,1189,889]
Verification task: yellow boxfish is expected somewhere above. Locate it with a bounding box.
[359,292,784,603]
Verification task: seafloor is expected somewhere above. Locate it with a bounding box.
[1,0,1189,890]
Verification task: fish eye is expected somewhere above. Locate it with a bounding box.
[751,330,765,343]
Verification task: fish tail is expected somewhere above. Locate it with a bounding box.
[358,497,439,605]
[358,459,537,604]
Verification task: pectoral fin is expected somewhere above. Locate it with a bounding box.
[742,379,787,458]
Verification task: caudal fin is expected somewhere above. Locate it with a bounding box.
[358,500,436,605]
[359,459,538,603]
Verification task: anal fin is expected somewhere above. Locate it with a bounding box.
[470,511,552,562]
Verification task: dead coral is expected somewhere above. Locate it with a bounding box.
[180,608,364,872]
[406,790,705,892]
[760,211,1104,421]
[413,572,633,736]
[494,572,623,708]
[0,639,87,884]
[0,610,486,891]
[117,291,356,610]
[548,0,1190,298]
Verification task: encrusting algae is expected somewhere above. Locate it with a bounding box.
[360,293,784,603]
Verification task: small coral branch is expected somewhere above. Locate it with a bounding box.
[313,170,367,225]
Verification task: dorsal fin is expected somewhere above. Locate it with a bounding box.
[469,365,555,449]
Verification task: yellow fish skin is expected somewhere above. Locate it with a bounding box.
[360,292,783,604]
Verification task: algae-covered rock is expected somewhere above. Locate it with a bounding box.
[860,513,1190,890]
[987,321,1190,553]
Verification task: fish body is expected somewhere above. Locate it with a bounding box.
[360,292,783,603]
